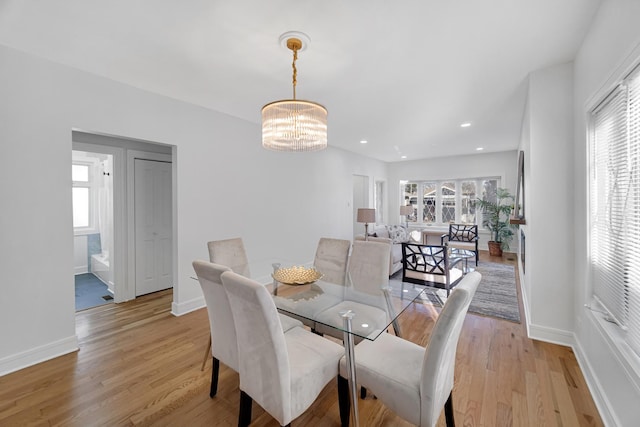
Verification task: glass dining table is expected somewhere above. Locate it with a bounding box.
[244,259,443,427]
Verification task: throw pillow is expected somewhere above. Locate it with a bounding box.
[387,225,409,244]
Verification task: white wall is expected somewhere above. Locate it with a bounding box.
[0,44,387,375]
[572,1,640,425]
[519,62,575,343]
[387,150,518,250]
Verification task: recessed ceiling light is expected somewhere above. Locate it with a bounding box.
[401,155,407,159]
[476,147,484,151]
[460,122,471,128]
[360,140,368,144]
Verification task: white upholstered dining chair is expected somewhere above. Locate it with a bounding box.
[192,260,302,398]
[314,240,394,338]
[313,237,351,285]
[339,271,481,427]
[220,270,348,427]
[203,237,302,369]
[347,240,391,294]
[207,237,250,276]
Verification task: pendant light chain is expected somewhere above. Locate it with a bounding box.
[291,44,298,99]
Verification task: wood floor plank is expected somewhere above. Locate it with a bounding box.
[0,252,603,426]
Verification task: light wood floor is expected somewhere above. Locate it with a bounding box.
[0,252,602,426]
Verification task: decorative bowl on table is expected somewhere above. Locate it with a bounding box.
[272,266,323,285]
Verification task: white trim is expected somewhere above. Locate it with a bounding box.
[587,306,640,394]
[0,336,78,377]
[171,296,205,317]
[519,266,532,337]
[528,323,575,348]
[573,331,622,427]
[584,37,640,112]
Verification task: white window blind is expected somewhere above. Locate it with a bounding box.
[590,64,640,357]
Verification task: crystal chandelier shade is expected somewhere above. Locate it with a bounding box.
[261,99,327,152]
[262,32,327,152]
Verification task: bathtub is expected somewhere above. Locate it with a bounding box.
[91,253,113,292]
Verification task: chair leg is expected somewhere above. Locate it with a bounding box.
[239,390,252,427]
[444,391,455,427]
[337,375,351,427]
[360,386,367,399]
[201,335,212,371]
[210,357,220,397]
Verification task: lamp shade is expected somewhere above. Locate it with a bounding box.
[400,205,413,216]
[357,208,376,223]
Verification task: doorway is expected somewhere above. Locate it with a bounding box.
[72,131,174,303]
[72,150,115,310]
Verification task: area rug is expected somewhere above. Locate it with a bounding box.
[468,262,520,323]
[391,261,520,323]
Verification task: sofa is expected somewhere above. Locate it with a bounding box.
[355,224,412,276]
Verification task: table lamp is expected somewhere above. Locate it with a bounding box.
[357,208,376,241]
[400,205,413,228]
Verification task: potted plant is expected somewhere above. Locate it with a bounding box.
[476,187,516,257]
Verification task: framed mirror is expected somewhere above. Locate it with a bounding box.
[510,150,526,224]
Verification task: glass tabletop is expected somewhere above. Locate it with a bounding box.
[191,258,444,341]
[271,278,442,341]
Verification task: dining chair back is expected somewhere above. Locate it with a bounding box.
[192,260,236,397]
[338,271,481,427]
[347,240,391,295]
[313,237,351,285]
[313,239,395,340]
[420,271,480,426]
[221,270,347,427]
[207,237,250,276]
[193,260,302,399]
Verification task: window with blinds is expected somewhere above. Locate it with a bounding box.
[590,64,640,358]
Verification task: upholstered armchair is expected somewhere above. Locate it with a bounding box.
[338,271,482,427]
[440,224,479,266]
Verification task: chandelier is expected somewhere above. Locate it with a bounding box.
[261,32,327,152]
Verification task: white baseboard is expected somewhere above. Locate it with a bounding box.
[171,296,205,317]
[528,323,575,347]
[518,270,573,347]
[74,266,88,275]
[572,334,618,427]
[0,335,79,377]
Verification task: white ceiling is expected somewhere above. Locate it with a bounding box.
[0,0,601,162]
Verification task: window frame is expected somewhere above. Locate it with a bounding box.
[401,177,500,227]
[72,159,99,235]
[588,61,640,365]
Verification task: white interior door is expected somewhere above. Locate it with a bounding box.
[135,159,172,296]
